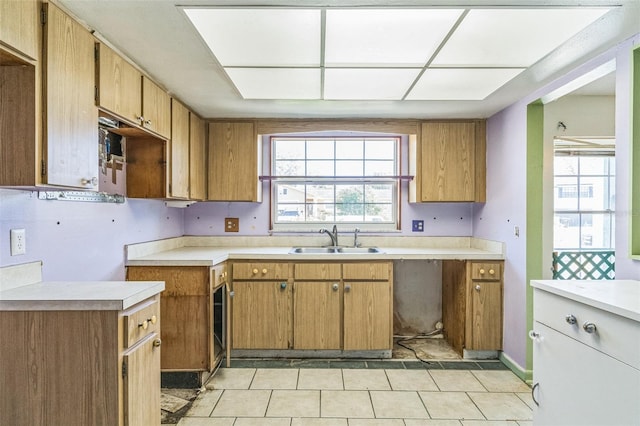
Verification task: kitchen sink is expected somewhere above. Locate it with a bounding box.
[336,247,382,254]
[289,247,383,254]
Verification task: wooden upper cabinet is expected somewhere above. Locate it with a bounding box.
[208,122,262,202]
[96,44,170,139]
[142,77,171,139]
[411,121,486,202]
[189,113,207,200]
[0,0,39,60]
[170,98,190,199]
[43,3,98,189]
[96,43,142,124]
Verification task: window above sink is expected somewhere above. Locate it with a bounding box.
[270,135,400,232]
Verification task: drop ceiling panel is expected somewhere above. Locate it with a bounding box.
[324,68,421,100]
[184,8,321,66]
[406,68,525,100]
[226,68,321,99]
[324,9,463,67]
[431,8,610,67]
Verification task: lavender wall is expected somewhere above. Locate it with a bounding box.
[0,189,184,280]
[475,34,640,373]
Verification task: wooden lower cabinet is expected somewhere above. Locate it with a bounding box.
[231,261,393,353]
[343,281,392,350]
[232,281,292,349]
[127,265,218,372]
[0,295,161,426]
[442,260,503,356]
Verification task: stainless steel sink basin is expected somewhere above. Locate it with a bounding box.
[289,247,338,254]
[336,247,383,254]
[289,247,383,254]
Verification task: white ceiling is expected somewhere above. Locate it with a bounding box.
[58,0,639,119]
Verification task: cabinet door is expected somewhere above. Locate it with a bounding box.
[232,281,291,349]
[123,333,161,426]
[0,0,39,60]
[468,280,502,350]
[189,112,207,200]
[343,281,391,350]
[96,43,142,123]
[43,3,98,189]
[293,282,341,350]
[170,98,190,199]
[420,122,475,202]
[532,322,640,425]
[142,77,171,139]
[208,122,260,201]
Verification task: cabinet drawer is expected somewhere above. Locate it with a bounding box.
[295,263,341,280]
[233,262,289,280]
[470,262,502,281]
[124,298,159,349]
[343,262,390,280]
[534,289,640,369]
[211,263,228,289]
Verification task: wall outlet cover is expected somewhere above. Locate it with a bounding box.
[412,220,424,232]
[225,218,239,232]
[10,228,26,256]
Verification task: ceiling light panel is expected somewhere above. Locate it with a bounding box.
[324,69,421,100]
[324,9,463,67]
[225,68,320,99]
[406,68,524,100]
[184,8,321,66]
[431,8,610,67]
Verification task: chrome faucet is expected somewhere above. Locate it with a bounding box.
[320,225,339,247]
[353,228,361,248]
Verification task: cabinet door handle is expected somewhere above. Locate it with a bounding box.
[531,382,540,406]
[583,322,597,333]
[280,282,287,290]
[332,283,339,291]
[345,284,351,293]
[262,268,268,274]
[252,268,258,274]
[565,314,577,325]
[479,268,486,274]
[475,284,481,291]
[153,338,162,348]
[148,315,157,325]
[489,269,495,275]
[138,320,148,330]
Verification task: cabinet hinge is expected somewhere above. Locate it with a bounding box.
[94,44,99,62]
[95,86,98,102]
[40,7,47,25]
[122,360,128,378]
[41,160,46,177]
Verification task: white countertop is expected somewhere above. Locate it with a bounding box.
[0,280,165,311]
[531,279,640,322]
[125,236,504,266]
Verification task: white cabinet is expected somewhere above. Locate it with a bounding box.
[531,281,640,426]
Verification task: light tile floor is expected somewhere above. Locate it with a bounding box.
[177,366,532,425]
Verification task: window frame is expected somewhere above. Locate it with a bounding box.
[553,153,615,251]
[269,135,401,232]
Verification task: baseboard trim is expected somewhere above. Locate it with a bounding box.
[499,352,533,384]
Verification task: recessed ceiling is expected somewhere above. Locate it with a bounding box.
[56,0,639,119]
[183,6,608,101]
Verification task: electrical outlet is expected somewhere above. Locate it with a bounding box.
[225,218,239,232]
[412,220,424,232]
[10,228,26,256]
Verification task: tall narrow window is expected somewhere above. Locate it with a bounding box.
[271,137,399,231]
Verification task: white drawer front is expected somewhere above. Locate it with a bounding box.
[534,288,640,369]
